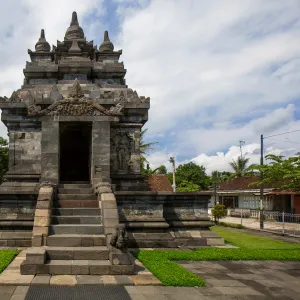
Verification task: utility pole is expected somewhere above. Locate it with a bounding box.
[239,140,245,159]
[169,156,176,192]
[213,171,218,205]
[260,134,264,229]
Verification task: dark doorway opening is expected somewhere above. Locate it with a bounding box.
[59,123,91,182]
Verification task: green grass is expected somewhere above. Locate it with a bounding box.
[133,226,300,286]
[0,250,19,274]
[211,226,300,249]
[218,221,245,229]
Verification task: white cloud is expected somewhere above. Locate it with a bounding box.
[0,0,106,137]
[1,0,300,172]
[115,0,300,166]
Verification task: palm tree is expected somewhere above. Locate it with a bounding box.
[140,128,158,173]
[229,157,250,178]
[140,128,158,163]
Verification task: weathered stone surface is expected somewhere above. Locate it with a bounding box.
[89,260,110,275]
[110,264,134,275]
[109,253,131,265]
[50,275,77,286]
[34,216,49,227]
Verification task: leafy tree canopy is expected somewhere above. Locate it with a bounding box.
[249,154,300,192]
[177,180,200,192]
[174,162,210,190]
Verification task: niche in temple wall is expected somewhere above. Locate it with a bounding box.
[110,128,136,174]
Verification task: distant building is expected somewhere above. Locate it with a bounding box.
[209,177,300,213]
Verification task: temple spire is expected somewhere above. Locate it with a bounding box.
[35,29,51,52]
[99,30,114,52]
[40,29,45,39]
[70,11,79,25]
[65,11,85,40]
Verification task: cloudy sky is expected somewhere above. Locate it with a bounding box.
[1,0,300,173]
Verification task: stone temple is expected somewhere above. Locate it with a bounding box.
[0,12,222,275]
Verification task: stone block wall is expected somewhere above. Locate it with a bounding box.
[8,131,41,173]
[41,121,59,184]
[115,192,213,231]
[92,121,111,185]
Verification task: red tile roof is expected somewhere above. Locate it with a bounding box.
[146,174,173,192]
[216,176,274,190]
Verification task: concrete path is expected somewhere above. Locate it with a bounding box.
[220,216,300,237]
[0,260,299,299]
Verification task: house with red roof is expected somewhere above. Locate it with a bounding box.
[209,177,300,213]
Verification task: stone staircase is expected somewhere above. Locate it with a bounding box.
[41,183,109,275]
[21,182,134,275]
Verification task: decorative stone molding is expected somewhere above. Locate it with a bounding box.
[9,91,21,103]
[39,181,57,189]
[27,79,124,117]
[95,182,112,195]
[110,224,128,251]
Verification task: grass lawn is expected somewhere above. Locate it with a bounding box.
[0,250,19,274]
[133,226,300,286]
[211,226,300,249]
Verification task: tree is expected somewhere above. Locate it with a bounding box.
[177,180,200,192]
[229,157,252,178]
[0,137,8,183]
[174,162,210,190]
[140,128,158,161]
[249,154,300,192]
[211,170,232,183]
[211,204,227,223]
[140,128,158,174]
[142,164,168,176]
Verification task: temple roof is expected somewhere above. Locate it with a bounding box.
[99,31,114,52]
[65,11,85,40]
[35,29,51,52]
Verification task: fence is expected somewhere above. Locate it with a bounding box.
[212,209,300,237]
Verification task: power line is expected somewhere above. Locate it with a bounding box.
[264,129,300,139]
[265,138,300,145]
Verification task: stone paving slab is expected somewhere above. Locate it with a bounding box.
[178,260,300,299]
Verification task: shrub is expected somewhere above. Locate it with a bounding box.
[218,222,245,229]
[211,204,227,223]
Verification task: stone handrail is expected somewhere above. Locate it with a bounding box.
[96,182,134,272]
[32,183,55,246]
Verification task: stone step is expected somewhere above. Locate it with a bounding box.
[58,188,94,194]
[57,194,97,200]
[44,259,111,275]
[58,184,92,188]
[53,200,98,208]
[52,208,101,216]
[46,246,109,260]
[52,216,102,225]
[46,234,106,247]
[49,224,104,235]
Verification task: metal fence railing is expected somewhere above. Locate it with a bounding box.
[211,209,300,237]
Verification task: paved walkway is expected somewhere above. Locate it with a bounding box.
[1,260,299,299]
[220,216,300,237]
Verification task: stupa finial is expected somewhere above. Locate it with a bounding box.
[35,29,51,52]
[99,30,114,52]
[71,11,79,25]
[65,11,85,40]
[40,29,45,39]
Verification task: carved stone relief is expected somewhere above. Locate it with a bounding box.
[27,79,124,117]
[111,128,135,173]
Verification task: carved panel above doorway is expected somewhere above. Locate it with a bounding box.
[27,79,124,117]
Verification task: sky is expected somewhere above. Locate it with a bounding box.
[1,0,300,174]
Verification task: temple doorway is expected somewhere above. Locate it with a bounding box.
[59,122,91,182]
